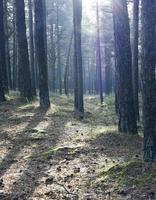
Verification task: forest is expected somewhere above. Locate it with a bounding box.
[0,0,156,199]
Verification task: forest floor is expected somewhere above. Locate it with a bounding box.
[0,94,156,200]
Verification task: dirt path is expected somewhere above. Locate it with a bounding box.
[0,95,155,200]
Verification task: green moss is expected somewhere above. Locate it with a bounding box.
[26,128,47,135]
[97,161,156,191]
[7,91,20,98]
[24,128,49,142]
[18,102,37,111]
[25,146,79,159]
[48,104,60,115]
[82,95,116,127]
[90,125,117,140]
[104,94,115,106]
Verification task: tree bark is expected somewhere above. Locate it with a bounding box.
[0,0,8,93]
[141,0,156,162]
[112,0,138,134]
[4,0,12,90]
[0,0,6,102]
[12,0,18,91]
[34,0,50,108]
[28,0,36,96]
[96,0,103,104]
[64,31,73,96]
[73,0,84,116]
[15,0,33,100]
[49,24,56,93]
[105,47,112,95]
[56,4,62,95]
[132,0,140,120]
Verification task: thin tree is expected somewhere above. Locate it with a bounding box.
[49,23,56,93]
[56,3,62,95]
[132,0,140,120]
[12,0,18,91]
[0,0,6,102]
[112,0,138,134]
[96,0,103,104]
[0,75,5,102]
[15,0,33,100]
[34,0,50,108]
[28,0,36,96]
[141,0,156,162]
[0,0,8,93]
[4,0,12,90]
[105,47,112,95]
[64,31,73,96]
[73,0,84,116]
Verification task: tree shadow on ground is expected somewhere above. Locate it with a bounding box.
[0,96,145,199]
[49,130,144,168]
[81,110,117,127]
[0,98,37,129]
[0,99,52,199]
[0,107,48,177]
[88,131,143,160]
[3,108,73,199]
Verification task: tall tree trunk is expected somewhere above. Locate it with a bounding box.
[43,0,47,53]
[83,61,86,94]
[69,55,74,94]
[96,0,103,104]
[34,0,50,108]
[50,24,56,93]
[112,0,138,134]
[28,0,36,96]
[12,0,18,91]
[0,76,5,102]
[0,0,8,93]
[132,0,140,120]
[0,0,6,101]
[87,57,91,94]
[105,47,112,95]
[56,4,62,95]
[15,0,33,100]
[141,0,156,162]
[4,0,12,90]
[73,0,84,116]
[33,15,39,90]
[64,31,73,96]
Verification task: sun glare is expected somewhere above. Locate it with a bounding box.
[83,0,111,21]
[82,0,111,31]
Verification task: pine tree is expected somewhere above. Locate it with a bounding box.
[0,0,5,102]
[15,0,33,100]
[34,0,50,108]
[0,0,8,93]
[96,0,103,104]
[141,0,156,162]
[132,0,140,120]
[28,0,36,96]
[112,0,138,134]
[73,0,84,116]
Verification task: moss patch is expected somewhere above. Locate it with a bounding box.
[90,125,117,140]
[25,146,80,159]
[95,161,156,193]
